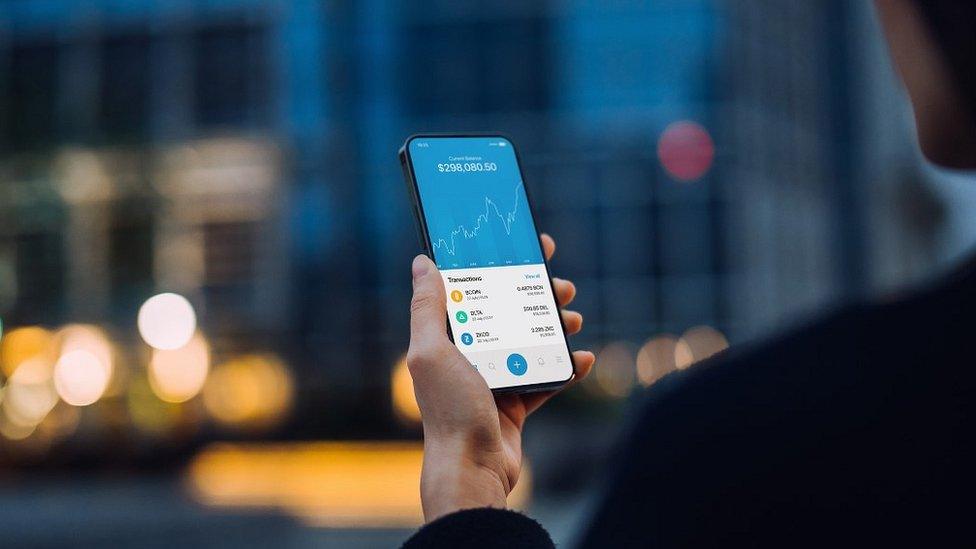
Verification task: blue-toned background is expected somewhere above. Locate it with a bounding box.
[409,136,543,269]
[2,0,975,546]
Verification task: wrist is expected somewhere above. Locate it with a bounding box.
[421,438,509,521]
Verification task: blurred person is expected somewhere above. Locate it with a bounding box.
[401,1,975,547]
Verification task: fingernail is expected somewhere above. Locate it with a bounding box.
[412,255,431,279]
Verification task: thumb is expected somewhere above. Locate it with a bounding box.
[409,254,449,348]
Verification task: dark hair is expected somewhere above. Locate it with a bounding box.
[914,1,976,114]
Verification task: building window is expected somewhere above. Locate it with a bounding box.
[109,201,154,317]
[12,231,65,323]
[98,33,152,142]
[192,23,270,129]
[202,220,257,325]
[399,16,551,116]
[5,44,59,152]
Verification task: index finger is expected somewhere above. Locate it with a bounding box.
[540,233,556,261]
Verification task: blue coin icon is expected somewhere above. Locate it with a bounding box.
[460,332,474,345]
[506,353,528,376]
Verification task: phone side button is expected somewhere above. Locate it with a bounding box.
[413,207,428,252]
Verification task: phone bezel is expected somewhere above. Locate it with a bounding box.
[399,132,576,394]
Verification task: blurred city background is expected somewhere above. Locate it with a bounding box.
[2,0,975,546]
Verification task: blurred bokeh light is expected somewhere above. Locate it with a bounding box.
[53,350,109,406]
[3,358,58,433]
[657,120,715,182]
[138,293,198,351]
[53,324,114,406]
[593,342,637,398]
[636,335,678,387]
[148,332,210,404]
[1,326,54,379]
[202,354,293,432]
[674,326,729,369]
[186,441,532,528]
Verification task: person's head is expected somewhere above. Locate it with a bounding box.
[875,0,976,169]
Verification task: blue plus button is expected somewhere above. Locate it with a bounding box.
[506,353,528,376]
[460,332,474,345]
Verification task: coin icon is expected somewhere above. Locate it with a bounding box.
[450,290,464,303]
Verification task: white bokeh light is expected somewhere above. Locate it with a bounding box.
[54,349,110,406]
[138,293,197,350]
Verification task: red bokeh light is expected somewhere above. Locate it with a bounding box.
[657,121,715,182]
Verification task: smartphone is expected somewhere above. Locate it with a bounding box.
[399,134,575,393]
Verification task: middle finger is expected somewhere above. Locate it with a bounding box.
[553,277,577,307]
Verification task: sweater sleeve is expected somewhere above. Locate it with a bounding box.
[402,508,554,549]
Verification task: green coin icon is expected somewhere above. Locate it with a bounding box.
[455,311,469,323]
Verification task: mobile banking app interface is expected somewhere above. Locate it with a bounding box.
[409,136,573,389]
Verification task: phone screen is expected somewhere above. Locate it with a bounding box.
[406,136,574,390]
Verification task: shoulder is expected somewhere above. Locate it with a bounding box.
[579,279,975,545]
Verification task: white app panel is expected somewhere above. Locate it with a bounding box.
[442,264,573,389]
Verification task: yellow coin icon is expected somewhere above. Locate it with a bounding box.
[450,290,464,303]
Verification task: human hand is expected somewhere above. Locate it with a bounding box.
[407,234,595,521]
